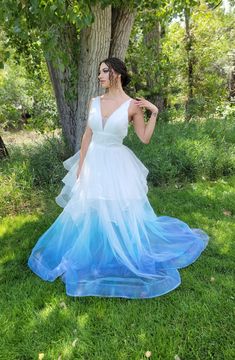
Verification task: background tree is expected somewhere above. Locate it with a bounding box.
[126,1,173,113]
[0,0,138,151]
[228,50,235,102]
[127,0,234,119]
[0,30,57,132]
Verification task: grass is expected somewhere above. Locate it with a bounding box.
[0,128,234,359]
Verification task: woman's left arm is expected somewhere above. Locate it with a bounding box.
[131,97,159,144]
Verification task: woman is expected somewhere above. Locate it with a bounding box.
[28,57,209,298]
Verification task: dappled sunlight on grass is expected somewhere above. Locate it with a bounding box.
[0,214,39,237]
[0,252,16,266]
[77,313,89,329]
[38,303,58,321]
[137,330,147,343]
[212,224,234,255]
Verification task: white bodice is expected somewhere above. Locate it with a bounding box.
[88,96,132,146]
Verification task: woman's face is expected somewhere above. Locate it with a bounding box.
[98,62,118,88]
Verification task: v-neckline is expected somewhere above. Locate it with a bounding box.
[98,96,131,130]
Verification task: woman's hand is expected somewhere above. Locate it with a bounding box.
[131,96,158,144]
[134,97,158,114]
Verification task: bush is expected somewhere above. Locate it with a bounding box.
[0,57,58,132]
[27,135,70,187]
[0,133,71,190]
[124,113,235,186]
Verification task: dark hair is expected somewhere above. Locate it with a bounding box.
[98,57,131,87]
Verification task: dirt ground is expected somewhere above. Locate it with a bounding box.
[2,129,62,146]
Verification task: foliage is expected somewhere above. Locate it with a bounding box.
[0,1,91,64]
[0,32,58,131]
[0,0,144,70]
[126,2,170,103]
[0,62,33,129]
[127,0,235,116]
[0,133,70,198]
[27,134,70,186]
[186,2,234,114]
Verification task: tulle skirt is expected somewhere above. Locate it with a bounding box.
[28,141,209,298]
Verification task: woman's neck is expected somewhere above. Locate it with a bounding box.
[105,86,127,99]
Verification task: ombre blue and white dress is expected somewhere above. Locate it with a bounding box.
[28,96,209,298]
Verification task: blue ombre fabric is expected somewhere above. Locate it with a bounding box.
[28,96,209,298]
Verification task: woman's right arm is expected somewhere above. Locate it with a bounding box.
[76,99,93,178]
[76,127,93,178]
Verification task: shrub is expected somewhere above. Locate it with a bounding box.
[124,114,235,186]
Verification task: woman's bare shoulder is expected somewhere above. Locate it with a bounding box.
[128,98,142,113]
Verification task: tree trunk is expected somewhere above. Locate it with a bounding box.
[46,24,79,151]
[228,50,235,103]
[144,21,166,112]
[184,7,194,121]
[46,3,137,152]
[0,136,9,159]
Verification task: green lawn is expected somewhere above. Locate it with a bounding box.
[0,171,234,360]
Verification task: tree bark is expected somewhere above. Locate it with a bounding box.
[75,3,112,151]
[110,6,137,59]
